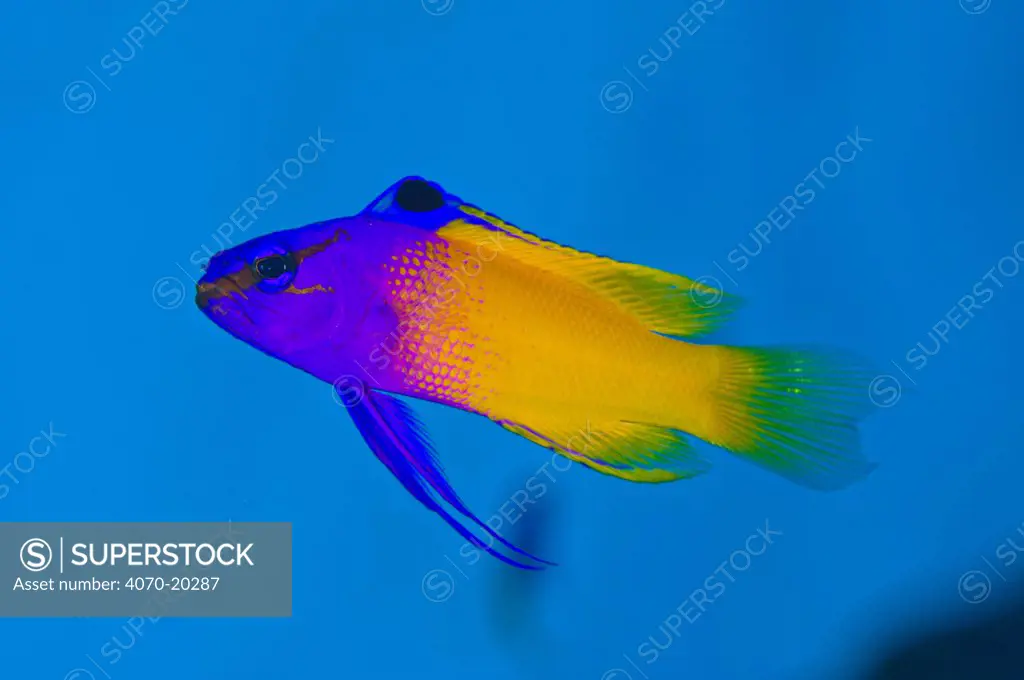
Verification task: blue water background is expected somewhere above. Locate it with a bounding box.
[2,0,1023,678]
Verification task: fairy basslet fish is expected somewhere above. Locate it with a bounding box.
[196,176,876,569]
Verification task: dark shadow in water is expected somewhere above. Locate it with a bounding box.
[859,591,1024,680]
[486,472,565,670]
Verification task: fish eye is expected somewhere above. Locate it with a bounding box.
[395,178,445,212]
[255,255,290,278]
[251,253,298,293]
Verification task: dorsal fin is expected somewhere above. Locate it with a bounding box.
[362,177,741,336]
[361,176,466,232]
[438,211,741,338]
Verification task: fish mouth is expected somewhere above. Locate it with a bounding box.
[195,282,217,309]
[195,275,245,309]
[195,276,257,327]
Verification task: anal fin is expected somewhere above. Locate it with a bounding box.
[496,418,710,483]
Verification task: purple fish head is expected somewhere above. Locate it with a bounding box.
[195,218,375,373]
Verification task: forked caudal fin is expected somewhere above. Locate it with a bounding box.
[699,345,878,490]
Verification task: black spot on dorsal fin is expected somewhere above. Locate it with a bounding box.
[395,178,445,213]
